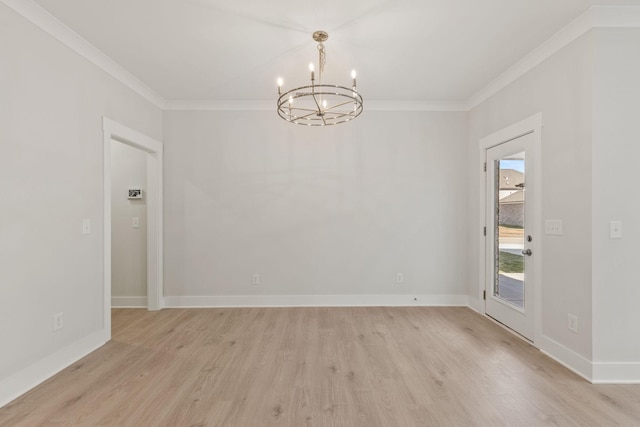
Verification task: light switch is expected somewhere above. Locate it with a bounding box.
[545,219,563,235]
[610,221,622,239]
[132,217,140,229]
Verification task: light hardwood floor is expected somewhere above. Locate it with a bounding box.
[2,307,640,426]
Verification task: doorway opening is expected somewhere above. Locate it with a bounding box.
[102,117,163,340]
[111,140,148,307]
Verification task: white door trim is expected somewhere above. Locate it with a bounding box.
[478,113,542,345]
[102,118,163,336]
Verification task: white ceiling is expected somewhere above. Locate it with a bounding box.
[30,0,640,104]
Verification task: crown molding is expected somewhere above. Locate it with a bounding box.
[164,99,469,112]
[364,100,468,112]
[164,100,273,111]
[467,6,640,110]
[1,0,167,109]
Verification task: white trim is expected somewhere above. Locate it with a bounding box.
[103,126,112,336]
[478,113,543,344]
[164,100,273,111]
[164,99,469,112]
[0,0,166,109]
[0,330,106,408]
[163,294,468,308]
[103,117,164,320]
[539,335,593,382]
[592,362,640,384]
[365,101,468,112]
[111,296,148,308]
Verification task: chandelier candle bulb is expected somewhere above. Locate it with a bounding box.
[277,78,283,94]
[309,63,315,82]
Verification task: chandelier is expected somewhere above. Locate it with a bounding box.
[277,31,364,126]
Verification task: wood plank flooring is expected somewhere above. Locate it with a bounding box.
[1,307,640,426]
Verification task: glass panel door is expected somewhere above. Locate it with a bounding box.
[485,132,535,340]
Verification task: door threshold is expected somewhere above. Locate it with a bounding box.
[485,313,535,346]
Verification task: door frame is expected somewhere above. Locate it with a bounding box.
[102,117,163,338]
[478,113,542,345]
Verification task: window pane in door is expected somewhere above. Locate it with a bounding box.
[493,154,525,309]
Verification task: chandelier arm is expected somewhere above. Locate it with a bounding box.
[322,99,359,111]
[296,110,322,121]
[284,106,318,113]
[320,110,357,119]
[311,92,328,125]
[310,93,323,114]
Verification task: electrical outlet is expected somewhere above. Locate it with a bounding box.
[252,273,260,285]
[610,221,622,239]
[53,312,64,331]
[568,314,578,334]
[132,217,140,229]
[396,273,404,284]
[82,219,91,235]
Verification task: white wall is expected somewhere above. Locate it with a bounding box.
[592,28,640,375]
[162,110,469,304]
[0,3,161,401]
[111,141,147,300]
[467,33,594,363]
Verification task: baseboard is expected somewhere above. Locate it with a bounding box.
[592,362,640,384]
[538,334,593,382]
[0,329,107,408]
[111,296,147,308]
[163,294,469,308]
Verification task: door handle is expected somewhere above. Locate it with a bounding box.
[522,249,532,256]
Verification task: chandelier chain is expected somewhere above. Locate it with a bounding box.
[317,42,326,81]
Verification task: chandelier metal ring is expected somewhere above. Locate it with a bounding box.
[277,84,364,126]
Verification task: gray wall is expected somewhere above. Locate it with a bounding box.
[468,27,640,378]
[162,110,469,301]
[0,3,162,386]
[467,32,593,360]
[592,28,640,369]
